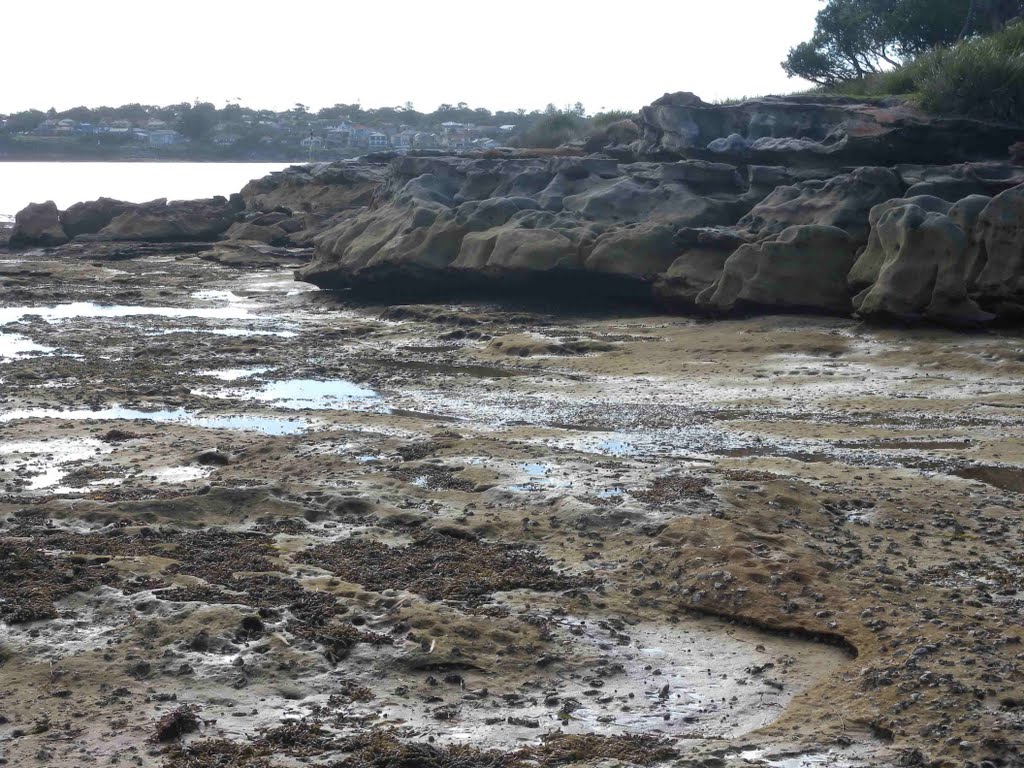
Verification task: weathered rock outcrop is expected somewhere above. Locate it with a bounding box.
[239,161,387,215]
[852,202,993,325]
[735,167,903,242]
[696,225,860,314]
[850,183,1024,325]
[9,201,68,247]
[95,198,239,242]
[297,153,761,298]
[968,184,1024,315]
[637,92,1024,168]
[12,91,1024,326]
[60,197,136,238]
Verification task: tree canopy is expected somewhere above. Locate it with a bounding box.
[784,0,1024,85]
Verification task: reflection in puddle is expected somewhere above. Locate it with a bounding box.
[152,327,298,338]
[597,438,636,456]
[0,406,308,435]
[0,437,110,490]
[207,378,380,411]
[149,465,211,483]
[0,332,55,360]
[199,367,273,381]
[506,461,572,493]
[0,300,253,323]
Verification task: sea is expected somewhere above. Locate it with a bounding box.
[0,162,296,222]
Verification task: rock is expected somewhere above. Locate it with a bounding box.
[654,228,748,307]
[697,225,860,314]
[194,449,231,466]
[222,221,286,245]
[852,203,993,326]
[898,162,1024,199]
[201,243,312,268]
[636,94,1024,167]
[736,167,904,242]
[97,198,237,242]
[968,183,1024,313]
[848,195,960,291]
[60,197,137,238]
[240,160,388,214]
[476,227,580,272]
[9,201,68,248]
[585,224,680,278]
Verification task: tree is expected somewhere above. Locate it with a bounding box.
[5,109,45,132]
[177,101,218,141]
[784,0,976,85]
[962,0,1024,34]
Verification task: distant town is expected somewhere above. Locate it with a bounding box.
[0,100,628,161]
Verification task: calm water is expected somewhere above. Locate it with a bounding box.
[0,162,295,221]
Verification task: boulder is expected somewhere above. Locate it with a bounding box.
[222,221,287,245]
[9,201,68,248]
[654,228,747,307]
[60,197,137,238]
[697,225,859,314]
[585,224,680,278]
[480,227,579,272]
[736,167,903,242]
[852,204,993,326]
[240,160,388,214]
[968,183,1024,311]
[97,198,237,242]
[848,195,958,291]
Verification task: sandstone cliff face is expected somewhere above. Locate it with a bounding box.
[635,92,1024,168]
[289,92,1024,325]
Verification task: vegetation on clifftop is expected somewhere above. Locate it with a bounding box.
[786,0,1024,123]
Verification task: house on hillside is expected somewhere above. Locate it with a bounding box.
[368,132,389,149]
[325,121,352,146]
[149,129,182,146]
[392,128,418,149]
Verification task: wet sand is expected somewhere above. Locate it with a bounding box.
[1,251,1022,767]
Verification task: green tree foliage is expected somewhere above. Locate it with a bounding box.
[516,111,586,148]
[782,0,1002,85]
[176,101,218,141]
[5,109,46,132]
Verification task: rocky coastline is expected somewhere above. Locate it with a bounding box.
[10,91,1024,327]
[2,93,1024,768]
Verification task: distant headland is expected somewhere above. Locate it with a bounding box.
[0,101,629,162]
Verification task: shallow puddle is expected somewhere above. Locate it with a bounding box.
[0,437,111,490]
[205,378,381,411]
[0,406,308,435]
[370,613,849,747]
[198,367,274,381]
[0,300,254,323]
[0,332,54,360]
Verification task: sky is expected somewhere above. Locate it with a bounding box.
[2,0,823,115]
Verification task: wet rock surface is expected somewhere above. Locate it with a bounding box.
[0,250,1022,767]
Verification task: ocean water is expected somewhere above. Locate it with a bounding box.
[0,162,294,221]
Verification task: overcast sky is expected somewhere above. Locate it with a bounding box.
[2,0,822,114]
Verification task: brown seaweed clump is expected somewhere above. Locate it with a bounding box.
[296,531,587,603]
[152,705,202,743]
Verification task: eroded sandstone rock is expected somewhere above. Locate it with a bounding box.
[852,204,993,326]
[9,201,68,248]
[696,225,859,314]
